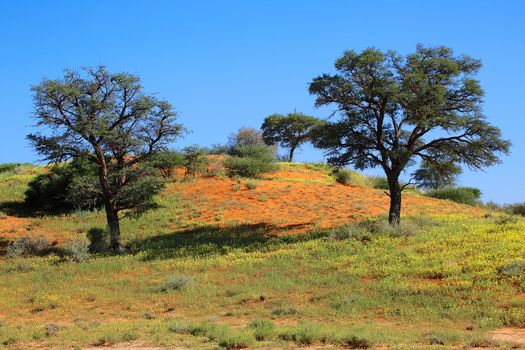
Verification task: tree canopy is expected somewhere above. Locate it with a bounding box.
[27,66,184,250]
[309,45,510,224]
[261,112,322,161]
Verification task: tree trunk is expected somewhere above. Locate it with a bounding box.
[93,145,122,252]
[288,144,296,162]
[106,205,121,251]
[387,175,402,225]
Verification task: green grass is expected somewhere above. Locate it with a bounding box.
[0,165,524,349]
[1,213,524,348]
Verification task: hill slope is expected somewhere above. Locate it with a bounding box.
[0,163,524,349]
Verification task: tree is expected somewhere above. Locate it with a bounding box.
[412,159,462,190]
[182,145,209,178]
[227,127,277,158]
[228,127,266,148]
[261,112,323,161]
[309,45,510,224]
[28,67,184,251]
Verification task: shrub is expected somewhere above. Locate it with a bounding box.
[206,143,230,155]
[25,158,102,212]
[188,323,254,349]
[86,228,109,253]
[426,187,482,206]
[368,176,389,190]
[0,163,22,174]
[271,306,297,316]
[506,202,525,216]
[248,319,275,341]
[224,157,276,178]
[6,236,49,257]
[229,144,275,160]
[64,238,90,262]
[498,261,525,277]
[44,323,61,337]
[182,145,209,178]
[146,150,184,178]
[278,323,324,345]
[245,182,257,190]
[168,321,193,334]
[357,218,419,237]
[338,334,371,349]
[224,144,277,178]
[159,274,194,293]
[333,168,368,186]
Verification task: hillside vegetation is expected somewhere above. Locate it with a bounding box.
[0,162,524,349]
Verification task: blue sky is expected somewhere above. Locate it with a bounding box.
[1,0,523,204]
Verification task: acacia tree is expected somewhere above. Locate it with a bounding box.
[28,67,184,251]
[309,45,510,224]
[261,112,322,161]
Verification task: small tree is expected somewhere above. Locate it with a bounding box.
[310,45,510,224]
[228,127,266,148]
[412,160,462,190]
[261,112,323,161]
[28,67,184,251]
[182,145,209,178]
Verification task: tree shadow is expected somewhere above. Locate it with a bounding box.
[0,201,36,218]
[129,222,328,261]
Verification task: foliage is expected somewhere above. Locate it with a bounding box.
[145,150,184,178]
[159,274,194,292]
[206,143,230,155]
[63,238,90,262]
[224,144,277,178]
[248,319,275,341]
[182,145,209,178]
[426,187,482,206]
[0,163,26,174]
[245,182,257,190]
[228,127,266,148]
[506,202,525,216]
[261,112,323,161]
[6,236,49,258]
[309,45,510,224]
[368,176,390,190]
[412,160,462,190]
[24,158,102,213]
[333,168,368,186]
[27,66,184,250]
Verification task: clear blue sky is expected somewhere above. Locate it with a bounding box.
[1,0,523,204]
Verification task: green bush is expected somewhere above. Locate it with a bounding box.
[248,319,275,341]
[182,145,209,178]
[0,163,22,174]
[506,202,525,216]
[146,150,184,178]
[368,176,390,190]
[25,158,102,212]
[224,144,277,178]
[333,168,368,186]
[426,187,481,206]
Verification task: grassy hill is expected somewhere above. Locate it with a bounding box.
[0,162,524,349]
